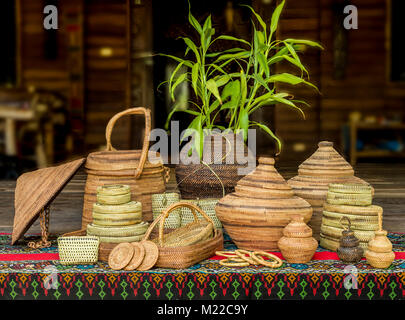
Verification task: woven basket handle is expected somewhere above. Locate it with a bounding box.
[105,107,151,179]
[142,201,215,246]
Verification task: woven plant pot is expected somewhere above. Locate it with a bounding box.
[287,141,372,240]
[82,108,169,227]
[152,193,181,229]
[143,202,223,268]
[175,132,254,199]
[277,216,318,263]
[216,157,313,251]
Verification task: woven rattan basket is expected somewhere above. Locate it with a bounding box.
[82,108,169,227]
[152,193,181,229]
[143,202,224,269]
[57,236,99,265]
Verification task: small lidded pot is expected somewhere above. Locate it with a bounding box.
[277,216,318,263]
[365,209,395,268]
[337,217,363,263]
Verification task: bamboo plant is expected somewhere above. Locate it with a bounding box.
[160,0,323,157]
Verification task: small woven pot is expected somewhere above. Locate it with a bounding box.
[58,236,99,265]
[365,210,395,268]
[152,193,181,229]
[277,216,318,263]
[337,217,363,263]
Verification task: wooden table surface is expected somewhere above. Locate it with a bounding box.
[1,163,405,235]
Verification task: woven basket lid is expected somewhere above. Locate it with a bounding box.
[12,158,85,244]
[234,157,294,199]
[297,141,354,177]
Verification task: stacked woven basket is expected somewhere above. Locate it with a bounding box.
[320,183,381,251]
[86,185,149,261]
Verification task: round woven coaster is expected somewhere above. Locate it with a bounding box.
[97,192,131,205]
[137,240,159,271]
[93,201,142,214]
[108,242,134,270]
[124,242,146,271]
[97,185,131,196]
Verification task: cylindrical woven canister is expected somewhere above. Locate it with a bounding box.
[152,193,181,229]
[87,222,149,237]
[181,198,222,229]
[93,201,142,214]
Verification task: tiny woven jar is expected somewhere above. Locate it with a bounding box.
[365,209,395,269]
[277,216,318,263]
[337,217,363,263]
[152,193,181,229]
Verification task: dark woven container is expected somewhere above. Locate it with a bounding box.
[175,133,254,199]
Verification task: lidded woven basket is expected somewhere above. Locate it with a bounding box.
[82,107,169,227]
[287,141,372,240]
[278,216,318,263]
[216,157,313,251]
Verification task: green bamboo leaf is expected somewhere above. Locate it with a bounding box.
[169,62,185,101]
[250,121,281,154]
[267,73,318,91]
[206,79,222,104]
[214,51,250,63]
[191,62,199,95]
[188,6,202,33]
[239,108,249,141]
[182,37,201,63]
[215,74,231,87]
[279,54,309,75]
[214,35,251,47]
[285,38,324,50]
[269,0,285,40]
[171,73,188,101]
[272,94,306,119]
[220,80,240,110]
[240,70,247,106]
[283,42,307,76]
[159,54,193,68]
[206,48,246,58]
[257,52,269,78]
[242,5,267,36]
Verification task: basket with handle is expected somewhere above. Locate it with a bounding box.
[57,236,100,265]
[82,107,170,227]
[143,201,224,269]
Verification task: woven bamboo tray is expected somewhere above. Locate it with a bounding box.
[326,191,372,206]
[82,107,169,227]
[143,201,223,269]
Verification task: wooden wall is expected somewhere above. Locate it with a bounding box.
[19,0,69,96]
[84,0,129,150]
[274,0,405,162]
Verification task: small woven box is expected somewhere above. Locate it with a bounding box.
[181,198,222,229]
[57,236,99,265]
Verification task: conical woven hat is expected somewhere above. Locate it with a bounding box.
[298,141,354,177]
[12,158,85,244]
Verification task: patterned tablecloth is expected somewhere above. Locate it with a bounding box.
[1,233,405,300]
